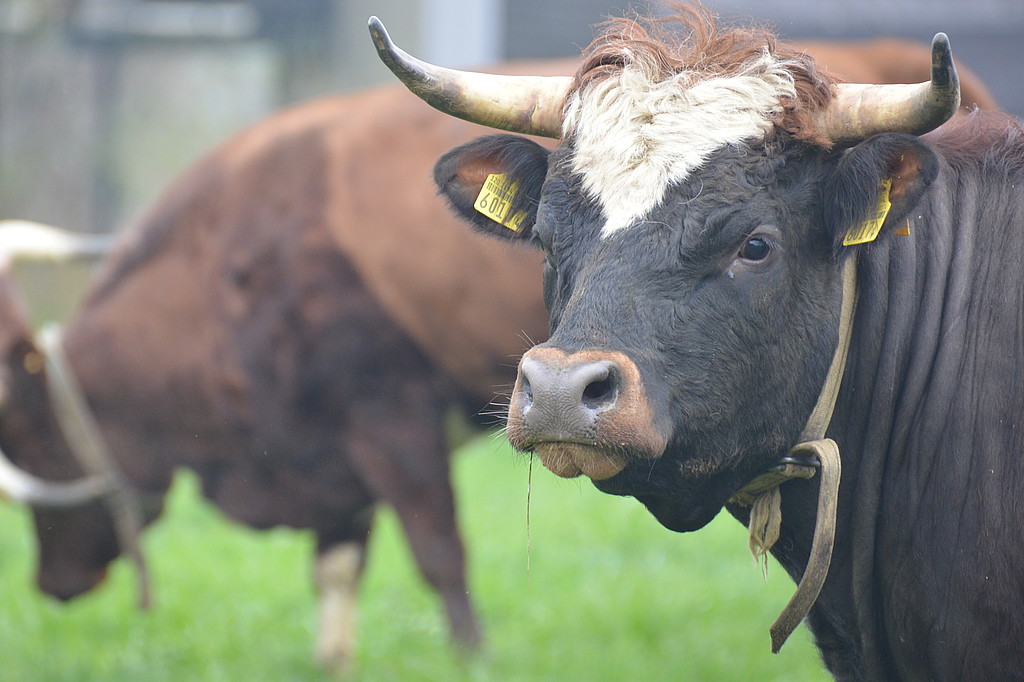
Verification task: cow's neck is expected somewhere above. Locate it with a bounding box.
[730,255,856,652]
[789,203,985,678]
[819,207,986,678]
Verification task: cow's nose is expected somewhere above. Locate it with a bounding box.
[507,345,670,479]
[514,350,620,442]
[520,356,614,413]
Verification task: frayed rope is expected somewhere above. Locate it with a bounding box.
[748,486,782,577]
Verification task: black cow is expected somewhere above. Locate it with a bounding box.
[373,5,1024,680]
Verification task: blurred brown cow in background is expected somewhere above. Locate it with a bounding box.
[0,37,996,674]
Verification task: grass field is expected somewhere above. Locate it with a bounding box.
[0,432,830,681]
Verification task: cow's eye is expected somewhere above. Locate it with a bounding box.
[739,236,771,262]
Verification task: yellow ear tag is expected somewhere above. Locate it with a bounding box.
[843,178,893,246]
[475,173,528,232]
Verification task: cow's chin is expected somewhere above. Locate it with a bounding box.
[632,493,722,533]
[533,442,629,481]
[590,455,741,533]
[530,442,737,532]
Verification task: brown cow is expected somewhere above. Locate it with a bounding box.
[0,83,550,673]
[0,39,996,674]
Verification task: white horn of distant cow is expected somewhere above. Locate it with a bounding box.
[816,33,961,144]
[0,446,114,507]
[368,17,570,138]
[0,377,113,508]
[0,220,115,269]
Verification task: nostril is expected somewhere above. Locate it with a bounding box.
[582,376,613,407]
[520,375,534,401]
[517,359,538,403]
[581,369,616,409]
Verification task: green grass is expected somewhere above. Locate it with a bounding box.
[0,434,830,681]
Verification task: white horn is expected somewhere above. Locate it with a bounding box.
[369,17,571,138]
[815,33,960,145]
[0,220,114,268]
[0,446,113,507]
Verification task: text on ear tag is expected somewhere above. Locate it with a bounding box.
[843,178,892,246]
[475,173,527,231]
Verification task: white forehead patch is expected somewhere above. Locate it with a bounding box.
[562,51,799,237]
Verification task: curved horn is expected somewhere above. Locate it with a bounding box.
[0,220,114,269]
[815,33,961,145]
[0,447,113,507]
[368,17,570,138]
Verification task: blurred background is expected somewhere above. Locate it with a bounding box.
[1,0,1021,239]
[0,2,1021,680]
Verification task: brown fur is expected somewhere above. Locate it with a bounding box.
[0,80,556,663]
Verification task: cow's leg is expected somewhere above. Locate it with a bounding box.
[391,474,481,652]
[348,399,482,652]
[314,539,367,676]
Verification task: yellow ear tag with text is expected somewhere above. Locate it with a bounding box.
[475,173,528,232]
[843,178,893,246]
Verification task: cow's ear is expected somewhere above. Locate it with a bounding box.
[821,133,939,253]
[434,134,549,243]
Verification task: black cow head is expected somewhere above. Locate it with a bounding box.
[371,9,952,532]
[435,130,936,531]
